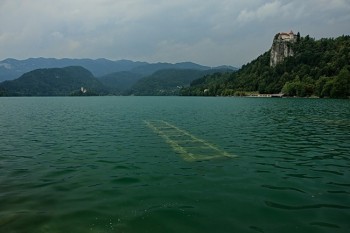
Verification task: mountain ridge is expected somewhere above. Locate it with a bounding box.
[0,65,236,96]
[0,57,237,82]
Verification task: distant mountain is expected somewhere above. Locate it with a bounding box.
[0,58,237,82]
[129,68,236,96]
[0,58,147,82]
[0,57,238,96]
[130,62,210,76]
[99,71,143,95]
[214,65,238,70]
[0,66,106,96]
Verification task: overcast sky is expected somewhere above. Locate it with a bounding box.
[0,0,349,67]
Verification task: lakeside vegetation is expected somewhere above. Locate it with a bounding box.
[128,69,234,96]
[181,35,350,98]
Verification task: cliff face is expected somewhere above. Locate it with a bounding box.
[270,32,297,67]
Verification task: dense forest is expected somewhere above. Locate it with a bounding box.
[128,69,233,96]
[0,66,106,96]
[99,71,144,95]
[181,35,350,98]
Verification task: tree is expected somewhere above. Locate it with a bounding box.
[330,67,350,98]
[282,82,297,96]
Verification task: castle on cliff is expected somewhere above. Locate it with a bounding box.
[277,31,297,42]
[270,30,298,67]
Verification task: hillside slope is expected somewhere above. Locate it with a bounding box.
[0,66,106,96]
[181,35,350,98]
[130,68,235,96]
[99,71,143,95]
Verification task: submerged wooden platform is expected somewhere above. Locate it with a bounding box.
[144,120,236,162]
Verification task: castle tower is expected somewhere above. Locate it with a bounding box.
[270,31,297,67]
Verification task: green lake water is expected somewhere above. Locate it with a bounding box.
[0,96,349,233]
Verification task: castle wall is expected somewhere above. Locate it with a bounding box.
[270,32,296,67]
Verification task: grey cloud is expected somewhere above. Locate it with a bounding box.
[0,0,349,66]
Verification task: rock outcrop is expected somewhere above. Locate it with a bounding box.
[270,31,298,67]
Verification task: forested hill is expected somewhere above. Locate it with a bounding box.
[0,66,106,96]
[129,68,234,96]
[181,35,350,98]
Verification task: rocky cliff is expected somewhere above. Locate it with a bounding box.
[270,31,298,67]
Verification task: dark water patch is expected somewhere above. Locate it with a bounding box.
[86,164,98,169]
[0,211,52,233]
[113,177,141,184]
[0,213,18,227]
[128,206,202,233]
[107,190,127,200]
[311,169,343,176]
[324,163,350,169]
[274,156,297,161]
[310,221,340,229]
[256,162,297,170]
[53,185,76,192]
[45,169,77,178]
[261,185,306,193]
[96,159,115,164]
[10,168,30,177]
[179,205,195,209]
[265,201,350,210]
[14,154,35,159]
[256,170,271,173]
[113,165,129,170]
[310,154,345,160]
[327,182,350,187]
[327,190,350,194]
[285,173,321,179]
[249,225,265,233]
[31,180,62,189]
[88,183,102,188]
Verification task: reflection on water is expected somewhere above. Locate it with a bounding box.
[0,97,349,233]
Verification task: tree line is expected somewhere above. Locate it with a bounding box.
[181,35,350,98]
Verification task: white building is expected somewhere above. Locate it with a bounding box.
[278,31,296,42]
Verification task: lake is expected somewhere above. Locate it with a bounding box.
[0,96,349,233]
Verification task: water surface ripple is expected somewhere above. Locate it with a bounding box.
[0,97,349,233]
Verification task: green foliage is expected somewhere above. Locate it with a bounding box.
[130,69,233,96]
[0,87,5,96]
[182,35,350,98]
[181,72,233,96]
[99,71,143,95]
[0,66,107,96]
[328,66,350,98]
